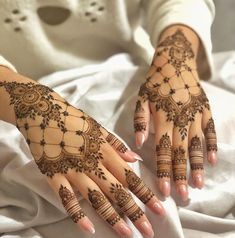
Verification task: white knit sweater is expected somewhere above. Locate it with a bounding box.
[0,0,215,79]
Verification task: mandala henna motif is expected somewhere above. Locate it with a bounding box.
[189,136,203,170]
[110,183,144,222]
[172,146,187,181]
[0,81,107,179]
[204,118,217,152]
[59,185,85,223]
[156,133,172,178]
[105,133,128,153]
[134,100,147,132]
[125,169,154,204]
[88,188,121,226]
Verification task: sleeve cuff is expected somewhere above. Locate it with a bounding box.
[0,55,17,73]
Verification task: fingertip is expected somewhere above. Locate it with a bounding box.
[159,181,170,197]
[79,216,95,235]
[193,173,204,189]
[176,184,188,202]
[115,222,132,238]
[135,132,145,149]
[124,150,143,162]
[208,151,217,166]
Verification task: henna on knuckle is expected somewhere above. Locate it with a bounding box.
[189,136,203,170]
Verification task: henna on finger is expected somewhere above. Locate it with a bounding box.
[105,132,128,154]
[88,188,121,226]
[204,118,217,152]
[188,136,203,170]
[59,185,85,223]
[110,183,144,222]
[134,100,147,133]
[156,133,172,179]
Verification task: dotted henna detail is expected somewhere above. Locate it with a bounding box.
[189,136,203,170]
[88,189,121,226]
[204,118,217,152]
[125,169,154,204]
[134,100,147,133]
[156,133,172,178]
[110,183,144,222]
[105,133,128,153]
[59,185,85,223]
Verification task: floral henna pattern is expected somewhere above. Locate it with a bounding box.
[156,133,172,178]
[137,28,210,140]
[125,169,154,204]
[110,183,144,222]
[204,118,217,152]
[59,185,85,223]
[88,189,121,226]
[188,136,203,170]
[0,81,107,179]
[172,146,187,181]
[105,133,128,153]
[134,100,147,132]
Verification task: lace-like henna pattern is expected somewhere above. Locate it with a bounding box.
[110,183,144,222]
[88,188,121,226]
[134,100,147,132]
[156,133,172,178]
[59,185,85,223]
[0,81,107,179]
[188,136,203,170]
[172,146,187,181]
[125,169,154,204]
[137,28,210,140]
[204,118,217,152]
[105,133,128,153]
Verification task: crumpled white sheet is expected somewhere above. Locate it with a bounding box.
[0,53,235,238]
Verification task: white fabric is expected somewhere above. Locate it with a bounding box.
[0,0,214,79]
[0,53,235,238]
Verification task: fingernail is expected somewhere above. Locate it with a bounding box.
[208,152,217,166]
[194,174,203,189]
[152,202,165,216]
[136,132,145,149]
[177,184,188,202]
[81,217,95,234]
[125,150,143,161]
[116,223,132,238]
[160,181,170,197]
[140,221,154,238]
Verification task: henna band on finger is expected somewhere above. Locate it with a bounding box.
[59,185,85,223]
[204,118,217,152]
[105,133,128,153]
[189,136,203,170]
[134,100,147,132]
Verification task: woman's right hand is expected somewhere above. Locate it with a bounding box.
[0,67,165,238]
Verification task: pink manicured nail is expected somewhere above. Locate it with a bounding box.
[116,223,132,238]
[140,221,154,238]
[177,184,188,202]
[80,217,95,234]
[194,174,203,189]
[136,132,145,149]
[125,150,143,161]
[152,202,165,216]
[160,181,170,197]
[208,151,217,166]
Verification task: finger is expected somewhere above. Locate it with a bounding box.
[202,110,218,165]
[100,128,142,162]
[134,95,150,149]
[86,161,155,238]
[172,126,189,201]
[188,116,204,189]
[67,171,132,238]
[46,174,95,234]
[101,143,165,217]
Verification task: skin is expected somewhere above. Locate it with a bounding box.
[134,25,218,201]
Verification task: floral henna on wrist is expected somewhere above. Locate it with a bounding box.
[189,136,203,170]
[172,146,187,181]
[88,189,121,226]
[59,185,85,223]
[0,81,107,179]
[105,132,128,153]
[204,118,217,152]
[156,133,172,178]
[125,169,154,204]
[110,183,144,222]
[137,29,210,140]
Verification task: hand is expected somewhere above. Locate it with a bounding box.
[0,71,165,238]
[134,26,217,201]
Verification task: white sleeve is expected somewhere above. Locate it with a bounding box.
[0,55,17,72]
[142,0,215,79]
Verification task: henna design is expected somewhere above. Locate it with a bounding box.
[156,133,172,178]
[204,118,217,152]
[134,100,147,132]
[88,188,121,226]
[189,136,203,170]
[59,185,85,223]
[105,133,128,153]
[172,146,187,181]
[0,81,107,179]
[110,183,144,222]
[125,169,154,204]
